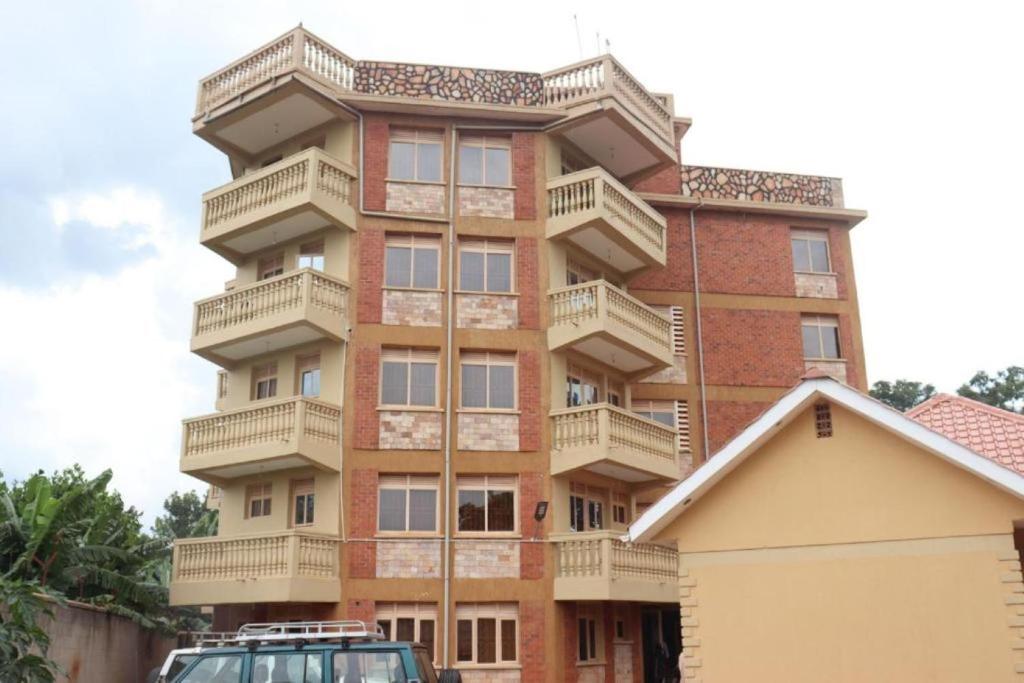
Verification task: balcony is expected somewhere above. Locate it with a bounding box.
[170,531,340,606]
[550,403,678,484]
[547,168,667,274]
[543,56,677,178]
[201,148,357,264]
[548,281,673,378]
[180,396,341,484]
[553,531,677,603]
[192,269,349,367]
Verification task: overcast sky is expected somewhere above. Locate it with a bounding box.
[1,0,1020,523]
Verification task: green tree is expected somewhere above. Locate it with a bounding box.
[869,379,936,412]
[153,490,213,541]
[0,578,63,683]
[958,366,1024,413]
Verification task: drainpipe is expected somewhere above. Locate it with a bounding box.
[442,126,457,669]
[688,201,711,459]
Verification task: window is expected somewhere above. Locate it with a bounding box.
[260,155,283,168]
[377,603,437,664]
[253,652,321,683]
[332,651,408,683]
[246,483,272,519]
[389,128,443,182]
[298,240,324,271]
[459,135,511,187]
[615,619,626,640]
[380,348,439,407]
[385,234,441,289]
[459,239,513,293]
[791,229,831,273]
[457,476,516,533]
[802,315,841,359]
[295,354,321,398]
[179,655,242,683]
[258,252,284,280]
[291,479,315,527]
[566,363,602,408]
[815,403,834,438]
[560,150,586,176]
[460,352,516,410]
[632,399,675,429]
[565,258,597,286]
[569,483,608,532]
[378,475,439,533]
[606,380,624,408]
[252,362,278,400]
[612,492,630,525]
[455,604,518,664]
[588,499,603,530]
[578,610,601,663]
[216,370,228,400]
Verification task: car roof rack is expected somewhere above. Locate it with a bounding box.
[195,621,386,647]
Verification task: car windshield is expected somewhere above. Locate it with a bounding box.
[333,651,408,682]
[167,654,197,681]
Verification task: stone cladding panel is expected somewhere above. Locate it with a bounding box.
[386,182,446,215]
[376,540,442,579]
[453,541,520,579]
[355,62,544,106]
[681,165,843,207]
[459,186,514,219]
[456,294,517,330]
[457,412,519,451]
[379,411,443,450]
[383,290,443,326]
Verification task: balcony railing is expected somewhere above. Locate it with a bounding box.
[543,56,674,148]
[170,531,341,605]
[553,531,677,603]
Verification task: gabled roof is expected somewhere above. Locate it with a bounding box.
[628,377,1024,543]
[908,394,1024,474]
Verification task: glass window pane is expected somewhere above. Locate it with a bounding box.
[180,655,242,683]
[390,142,416,180]
[413,247,439,289]
[379,620,392,640]
[458,490,485,531]
[418,143,442,182]
[409,363,436,406]
[381,362,409,405]
[459,145,483,185]
[301,369,320,397]
[486,253,512,292]
[567,377,582,408]
[802,325,822,358]
[332,652,405,682]
[489,365,515,409]
[379,489,407,531]
[652,412,675,428]
[487,490,515,532]
[791,239,811,271]
[477,618,497,664]
[420,621,436,663]
[570,495,584,532]
[304,653,321,683]
[408,489,437,532]
[810,240,830,272]
[501,620,516,662]
[397,618,416,643]
[822,325,841,358]
[485,147,510,186]
[460,251,485,291]
[461,364,488,408]
[588,501,603,529]
[456,620,473,662]
[305,494,315,525]
[386,246,412,287]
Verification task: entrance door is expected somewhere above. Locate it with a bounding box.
[641,607,681,682]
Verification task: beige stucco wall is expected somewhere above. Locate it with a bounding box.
[657,404,1024,682]
[218,342,343,412]
[218,467,339,537]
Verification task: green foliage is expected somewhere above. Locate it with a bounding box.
[957,366,1024,413]
[869,379,936,412]
[153,490,208,541]
[0,578,63,683]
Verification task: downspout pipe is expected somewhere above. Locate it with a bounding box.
[689,201,711,459]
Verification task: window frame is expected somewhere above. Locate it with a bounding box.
[577,608,603,664]
[376,603,439,665]
[791,229,832,275]
[566,362,604,408]
[457,239,515,294]
[245,482,272,519]
[389,128,444,183]
[631,399,676,429]
[384,233,442,290]
[296,353,321,398]
[257,252,285,280]
[454,603,519,666]
[801,314,842,360]
[251,362,278,401]
[459,351,517,411]
[297,240,325,272]
[290,479,315,528]
[379,348,440,409]
[455,476,518,536]
[377,475,440,535]
[458,135,512,188]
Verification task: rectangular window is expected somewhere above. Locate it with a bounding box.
[389,128,443,183]
[378,475,439,533]
[298,240,324,271]
[791,229,831,274]
[385,234,441,289]
[458,239,513,293]
[565,257,597,286]
[457,476,516,534]
[460,352,516,410]
[632,399,676,429]
[802,314,841,359]
[258,252,284,280]
[458,135,511,187]
[566,363,602,408]
[296,354,321,398]
[577,610,601,662]
[380,348,439,407]
[569,493,585,532]
[216,370,228,400]
[612,492,629,526]
[252,362,278,400]
[569,483,607,532]
[291,479,315,527]
[455,604,518,664]
[376,603,438,664]
[246,483,272,519]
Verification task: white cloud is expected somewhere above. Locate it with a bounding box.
[0,187,230,524]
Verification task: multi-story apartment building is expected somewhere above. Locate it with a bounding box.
[168,27,867,682]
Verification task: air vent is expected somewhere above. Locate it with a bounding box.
[815,403,833,438]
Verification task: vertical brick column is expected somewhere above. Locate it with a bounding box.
[629,211,693,291]
[518,350,541,452]
[346,599,375,625]
[516,237,540,330]
[519,600,546,681]
[561,604,579,683]
[348,468,378,579]
[512,132,536,220]
[357,230,384,324]
[519,471,545,579]
[353,345,380,449]
[363,118,388,211]
[838,313,863,390]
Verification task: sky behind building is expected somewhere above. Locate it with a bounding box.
[1,0,1020,522]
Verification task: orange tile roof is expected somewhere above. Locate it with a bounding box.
[908,394,1024,474]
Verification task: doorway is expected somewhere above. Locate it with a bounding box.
[641,606,681,682]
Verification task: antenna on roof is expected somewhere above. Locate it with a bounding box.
[605,38,611,55]
[573,15,583,60]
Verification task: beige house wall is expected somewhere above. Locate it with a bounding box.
[231,227,351,287]
[218,467,340,537]
[217,342,344,412]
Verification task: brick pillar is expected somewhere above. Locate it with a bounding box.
[353,345,380,449]
[357,229,384,324]
[519,600,546,681]
[519,471,545,579]
[346,599,375,625]
[363,118,388,211]
[512,132,536,220]
[348,469,378,578]
[518,350,541,452]
[516,237,539,330]
[562,603,579,683]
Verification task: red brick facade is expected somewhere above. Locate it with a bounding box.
[363,117,389,212]
[519,600,546,681]
[630,210,694,291]
[701,308,805,387]
[357,229,384,324]
[518,350,541,451]
[353,345,381,449]
[346,598,376,625]
[706,400,773,454]
[512,132,537,220]
[516,237,540,329]
[519,471,545,579]
[695,211,798,297]
[347,469,378,579]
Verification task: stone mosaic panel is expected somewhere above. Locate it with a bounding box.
[577,665,606,683]
[456,293,517,330]
[458,412,519,451]
[379,411,442,450]
[804,359,848,383]
[376,540,442,579]
[386,182,446,215]
[459,186,514,219]
[458,670,521,683]
[453,540,520,579]
[794,272,838,299]
[383,290,443,326]
[681,165,844,207]
[639,355,688,384]
[355,62,544,106]
[614,642,634,682]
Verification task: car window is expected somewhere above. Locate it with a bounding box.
[333,651,408,683]
[252,653,322,683]
[413,650,437,683]
[179,655,243,683]
[167,655,198,681]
